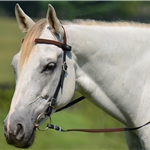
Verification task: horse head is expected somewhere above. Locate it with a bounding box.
[4,4,76,148]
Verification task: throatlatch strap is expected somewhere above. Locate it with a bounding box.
[56,96,85,112]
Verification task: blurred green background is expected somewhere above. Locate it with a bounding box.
[1,1,150,149]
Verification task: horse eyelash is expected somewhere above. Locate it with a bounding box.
[41,62,56,73]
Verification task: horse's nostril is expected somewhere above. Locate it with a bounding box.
[16,124,22,134]
[15,124,24,140]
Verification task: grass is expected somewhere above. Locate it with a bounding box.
[0,17,23,83]
[0,17,128,149]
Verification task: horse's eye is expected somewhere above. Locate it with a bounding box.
[42,62,56,73]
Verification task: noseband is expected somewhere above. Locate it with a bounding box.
[34,26,150,134]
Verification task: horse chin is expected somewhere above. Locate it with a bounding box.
[20,134,35,148]
[18,131,35,148]
[6,129,36,148]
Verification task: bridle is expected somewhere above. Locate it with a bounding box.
[35,26,72,117]
[34,26,85,127]
[34,26,150,133]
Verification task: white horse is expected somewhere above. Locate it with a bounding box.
[3,4,150,149]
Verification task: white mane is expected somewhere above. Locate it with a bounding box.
[62,19,150,28]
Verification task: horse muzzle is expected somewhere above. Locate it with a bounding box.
[3,113,36,148]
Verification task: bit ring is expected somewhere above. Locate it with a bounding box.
[35,113,51,131]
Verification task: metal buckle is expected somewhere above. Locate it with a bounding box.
[50,97,56,107]
[63,62,68,72]
[35,113,51,131]
[45,97,57,116]
[62,44,71,51]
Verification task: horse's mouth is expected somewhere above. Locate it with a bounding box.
[5,128,36,148]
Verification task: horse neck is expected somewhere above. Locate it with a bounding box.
[64,23,150,125]
[65,23,150,72]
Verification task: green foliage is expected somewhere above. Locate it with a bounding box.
[0,88,14,110]
[1,1,150,22]
[39,1,150,22]
[0,18,23,84]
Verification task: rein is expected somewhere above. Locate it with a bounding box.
[37,117,150,133]
[34,26,150,134]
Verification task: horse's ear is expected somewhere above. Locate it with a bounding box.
[47,4,61,34]
[15,4,35,33]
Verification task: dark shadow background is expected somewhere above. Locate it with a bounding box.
[1,1,150,22]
